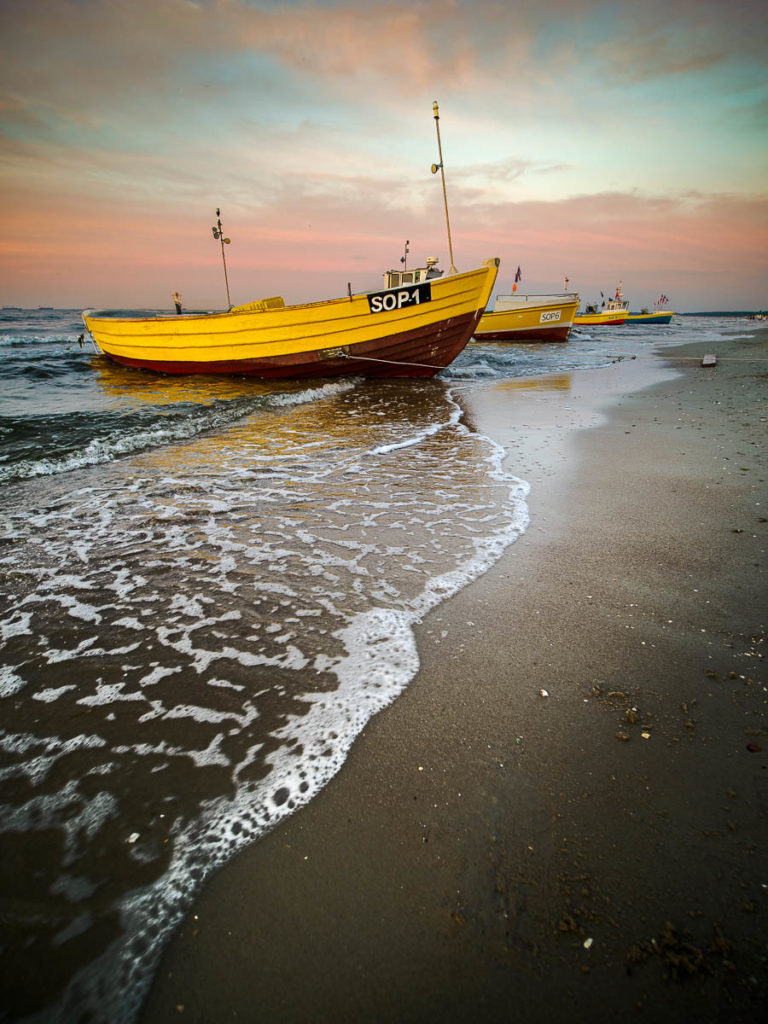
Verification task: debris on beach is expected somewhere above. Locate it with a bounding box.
[626,921,736,981]
[701,353,717,367]
[558,913,581,934]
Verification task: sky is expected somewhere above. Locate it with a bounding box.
[1,0,766,312]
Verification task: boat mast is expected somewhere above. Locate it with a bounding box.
[211,208,232,309]
[431,101,457,274]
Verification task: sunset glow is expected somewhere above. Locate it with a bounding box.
[1,0,766,311]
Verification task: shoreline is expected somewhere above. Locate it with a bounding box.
[140,331,767,1023]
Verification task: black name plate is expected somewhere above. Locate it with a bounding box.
[367,282,432,314]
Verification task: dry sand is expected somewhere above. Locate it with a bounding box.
[140,330,767,1023]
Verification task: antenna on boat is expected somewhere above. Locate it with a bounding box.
[431,101,457,274]
[211,207,232,309]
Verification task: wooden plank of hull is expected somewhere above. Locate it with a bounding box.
[474,323,571,342]
[101,309,479,379]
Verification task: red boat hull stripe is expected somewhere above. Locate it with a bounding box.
[102,310,481,379]
[474,325,571,342]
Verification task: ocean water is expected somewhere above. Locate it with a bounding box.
[0,308,753,1021]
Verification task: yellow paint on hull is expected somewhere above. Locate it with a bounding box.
[573,310,627,326]
[83,261,499,376]
[475,294,579,342]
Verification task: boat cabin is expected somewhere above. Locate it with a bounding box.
[605,283,629,313]
[383,256,444,290]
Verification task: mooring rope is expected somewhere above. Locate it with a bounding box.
[339,352,441,370]
[78,328,100,354]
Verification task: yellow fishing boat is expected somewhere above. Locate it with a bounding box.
[82,259,500,379]
[84,102,493,379]
[573,305,627,326]
[473,292,580,343]
[574,284,629,327]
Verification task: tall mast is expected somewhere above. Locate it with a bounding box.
[211,208,232,309]
[431,101,457,274]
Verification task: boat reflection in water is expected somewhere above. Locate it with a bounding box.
[89,354,311,406]
[490,372,572,392]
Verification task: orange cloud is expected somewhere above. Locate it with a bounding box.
[2,176,765,311]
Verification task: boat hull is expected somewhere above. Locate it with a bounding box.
[573,312,627,326]
[474,294,579,343]
[83,260,500,379]
[575,295,629,327]
[97,310,479,379]
[626,311,674,325]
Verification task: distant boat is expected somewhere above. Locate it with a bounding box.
[574,284,629,326]
[574,301,628,326]
[37,306,54,311]
[472,292,580,343]
[2,306,23,311]
[82,259,500,379]
[626,308,674,325]
[626,294,674,324]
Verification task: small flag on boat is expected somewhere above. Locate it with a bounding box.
[512,265,521,292]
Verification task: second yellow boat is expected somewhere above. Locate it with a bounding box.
[473,292,580,343]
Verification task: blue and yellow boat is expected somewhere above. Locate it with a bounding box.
[626,307,674,325]
[626,294,674,324]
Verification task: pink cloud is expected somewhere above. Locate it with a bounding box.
[2,179,765,311]
[1,2,765,310]
[452,189,768,308]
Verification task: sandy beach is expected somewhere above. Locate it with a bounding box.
[140,329,767,1023]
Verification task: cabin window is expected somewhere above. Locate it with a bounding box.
[401,272,414,284]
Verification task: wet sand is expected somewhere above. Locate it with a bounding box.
[140,330,767,1023]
